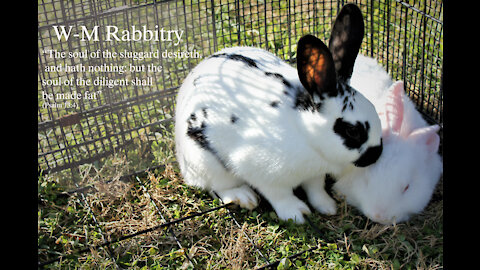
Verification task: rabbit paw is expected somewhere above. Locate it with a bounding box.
[216,185,259,210]
[308,193,337,215]
[274,198,311,224]
[303,178,337,215]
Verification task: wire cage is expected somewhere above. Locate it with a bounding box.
[38,0,443,268]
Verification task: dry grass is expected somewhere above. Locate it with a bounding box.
[39,151,443,269]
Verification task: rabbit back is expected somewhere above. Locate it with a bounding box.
[175,47,344,189]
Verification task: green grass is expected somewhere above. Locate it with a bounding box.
[38,0,443,269]
[38,153,443,269]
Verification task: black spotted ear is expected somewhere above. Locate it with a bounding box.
[297,34,338,98]
[328,3,365,82]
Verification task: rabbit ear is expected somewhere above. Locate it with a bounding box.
[297,34,338,98]
[408,125,441,153]
[329,3,365,82]
[384,81,405,134]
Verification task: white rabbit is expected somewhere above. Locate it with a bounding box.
[350,55,433,135]
[174,4,383,223]
[333,69,443,225]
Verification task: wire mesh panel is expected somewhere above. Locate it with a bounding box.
[38,0,210,175]
[38,0,443,176]
[38,0,443,268]
[368,0,443,124]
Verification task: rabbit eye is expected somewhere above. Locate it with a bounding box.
[333,118,369,149]
[346,126,360,140]
[402,184,410,194]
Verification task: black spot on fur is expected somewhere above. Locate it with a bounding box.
[342,95,349,112]
[230,114,239,124]
[337,82,353,96]
[333,118,370,149]
[210,53,258,68]
[202,107,208,118]
[294,91,313,110]
[340,87,356,112]
[270,101,280,108]
[193,76,201,86]
[187,121,209,149]
[294,90,322,112]
[353,140,383,167]
[187,110,209,149]
[264,72,292,88]
[186,117,231,171]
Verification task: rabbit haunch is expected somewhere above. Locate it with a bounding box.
[175,4,383,223]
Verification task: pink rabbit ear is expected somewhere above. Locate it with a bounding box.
[384,81,405,133]
[409,125,441,153]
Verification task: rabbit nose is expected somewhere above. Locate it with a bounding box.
[370,210,390,224]
[371,213,397,225]
[373,212,383,221]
